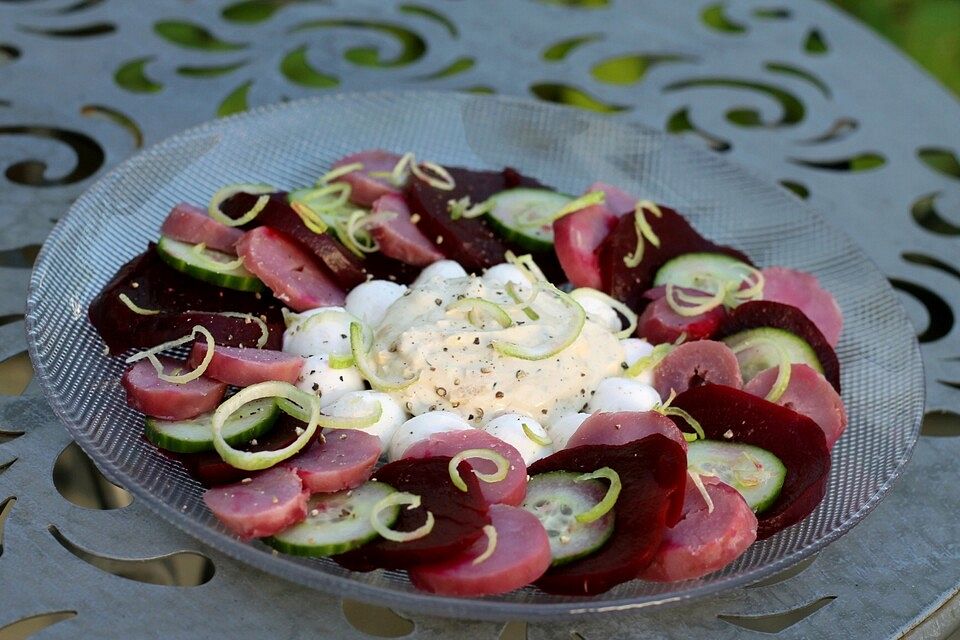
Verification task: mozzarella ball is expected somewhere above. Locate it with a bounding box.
[546,412,590,451]
[345,280,407,328]
[586,377,660,413]
[621,337,656,385]
[387,411,472,461]
[482,263,528,290]
[482,413,552,465]
[295,354,365,407]
[414,260,467,286]
[283,306,356,358]
[322,390,407,454]
[574,292,621,334]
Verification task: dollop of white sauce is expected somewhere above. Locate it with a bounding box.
[482,412,552,464]
[388,411,472,461]
[586,377,660,413]
[345,280,407,328]
[322,390,407,454]
[295,354,365,407]
[371,274,623,426]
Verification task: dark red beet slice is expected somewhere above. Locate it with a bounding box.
[222,192,421,286]
[163,415,303,487]
[88,246,284,354]
[636,291,727,344]
[334,457,490,570]
[671,384,831,539]
[408,504,551,596]
[716,300,841,393]
[652,340,742,398]
[528,434,687,595]
[203,466,308,539]
[404,166,558,274]
[598,206,752,312]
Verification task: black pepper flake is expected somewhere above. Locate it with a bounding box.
[339,376,344,382]
[312,383,320,391]
[435,298,443,306]
[467,414,474,420]
[473,337,480,345]
[495,391,504,399]
[340,334,347,340]
[621,362,629,370]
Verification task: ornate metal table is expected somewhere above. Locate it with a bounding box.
[1,1,958,638]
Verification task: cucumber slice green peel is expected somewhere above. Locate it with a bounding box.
[687,440,786,514]
[722,327,822,384]
[145,397,280,454]
[264,481,398,557]
[157,236,265,292]
[522,471,616,566]
[653,252,764,316]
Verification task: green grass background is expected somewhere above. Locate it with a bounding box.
[830,0,960,96]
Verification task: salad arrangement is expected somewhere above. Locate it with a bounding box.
[88,149,844,597]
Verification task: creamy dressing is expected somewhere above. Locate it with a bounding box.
[369,274,624,426]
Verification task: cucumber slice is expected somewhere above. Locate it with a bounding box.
[687,440,786,514]
[722,326,823,382]
[156,236,264,292]
[522,471,614,566]
[485,188,572,251]
[653,252,751,289]
[264,481,398,556]
[144,398,279,454]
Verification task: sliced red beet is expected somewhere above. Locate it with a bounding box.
[236,227,346,311]
[402,429,527,506]
[167,415,303,487]
[404,166,549,273]
[586,181,636,216]
[553,203,618,289]
[222,192,421,286]
[160,202,245,254]
[653,340,742,398]
[744,364,847,449]
[640,475,757,582]
[637,290,727,345]
[408,504,551,596]
[333,149,403,206]
[567,411,688,453]
[88,246,284,354]
[671,384,831,539]
[716,300,841,393]
[761,267,843,347]
[281,429,381,493]
[203,466,308,539]
[187,341,303,387]
[599,206,752,312]
[528,434,688,595]
[122,357,226,421]
[370,193,444,266]
[334,457,490,570]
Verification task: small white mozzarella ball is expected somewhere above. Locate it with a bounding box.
[482,413,551,465]
[283,306,355,358]
[414,260,467,286]
[482,263,528,290]
[345,280,407,328]
[587,377,660,413]
[575,292,621,334]
[322,390,407,454]
[387,411,472,461]
[546,412,590,451]
[621,337,656,385]
[295,354,365,407]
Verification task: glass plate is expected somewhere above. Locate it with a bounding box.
[25,91,924,621]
